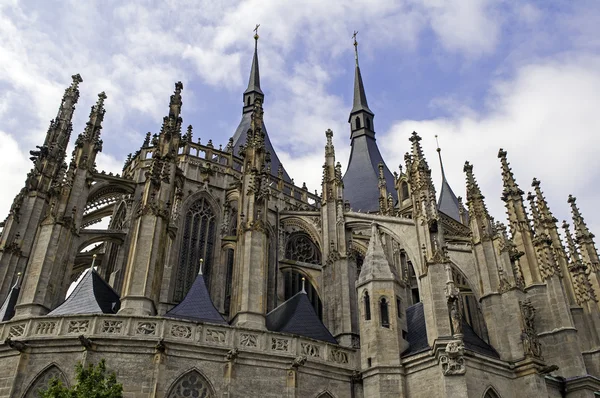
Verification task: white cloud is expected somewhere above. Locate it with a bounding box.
[378,54,600,235]
[0,131,30,221]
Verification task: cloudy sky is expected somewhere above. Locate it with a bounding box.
[0,0,599,237]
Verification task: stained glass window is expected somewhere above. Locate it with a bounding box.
[174,198,216,302]
[167,370,213,398]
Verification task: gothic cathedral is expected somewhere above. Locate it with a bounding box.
[0,32,599,398]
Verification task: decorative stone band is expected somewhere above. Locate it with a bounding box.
[0,315,356,369]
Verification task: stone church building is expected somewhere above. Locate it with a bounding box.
[0,32,599,397]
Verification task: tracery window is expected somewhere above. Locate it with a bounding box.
[285,232,321,265]
[283,269,323,319]
[223,248,234,316]
[24,365,68,398]
[167,370,213,398]
[174,197,216,302]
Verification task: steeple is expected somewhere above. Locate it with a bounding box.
[231,26,291,183]
[348,31,374,137]
[243,24,264,114]
[436,135,465,223]
[342,32,397,212]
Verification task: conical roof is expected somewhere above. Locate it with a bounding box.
[266,291,337,344]
[0,278,20,322]
[438,179,463,223]
[165,272,227,324]
[349,65,373,116]
[48,269,120,315]
[244,41,263,96]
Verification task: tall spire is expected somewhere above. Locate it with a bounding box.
[243,24,264,107]
[342,32,396,211]
[435,135,446,181]
[349,31,373,126]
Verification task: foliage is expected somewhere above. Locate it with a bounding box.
[38,359,123,398]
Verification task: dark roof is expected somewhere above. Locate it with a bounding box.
[244,43,263,96]
[266,291,337,344]
[231,113,291,183]
[0,281,20,322]
[48,269,120,316]
[403,302,430,356]
[349,66,373,116]
[438,178,463,223]
[402,302,499,358]
[165,273,227,324]
[342,134,397,212]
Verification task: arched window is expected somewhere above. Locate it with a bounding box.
[364,291,371,320]
[285,232,321,265]
[223,248,235,316]
[317,392,335,398]
[24,365,68,398]
[355,116,361,129]
[174,197,216,302]
[167,370,214,398]
[283,269,323,319]
[484,387,501,398]
[380,297,390,328]
[401,181,409,201]
[366,117,371,130]
[246,96,251,106]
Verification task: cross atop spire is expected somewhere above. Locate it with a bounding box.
[353,30,359,67]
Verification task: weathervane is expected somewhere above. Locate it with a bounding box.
[352,30,359,66]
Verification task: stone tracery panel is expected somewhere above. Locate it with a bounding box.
[285,232,321,265]
[24,365,68,398]
[166,370,214,398]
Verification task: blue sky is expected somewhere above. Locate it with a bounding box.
[1,0,599,237]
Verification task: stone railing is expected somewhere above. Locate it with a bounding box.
[0,315,356,369]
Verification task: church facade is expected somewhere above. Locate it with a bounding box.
[0,33,599,398]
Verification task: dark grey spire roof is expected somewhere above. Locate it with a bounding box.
[0,278,20,322]
[350,65,373,117]
[231,115,291,183]
[244,41,263,96]
[342,135,397,212]
[48,269,120,316]
[436,145,467,223]
[402,302,499,358]
[266,291,337,344]
[165,272,227,324]
[438,179,463,223]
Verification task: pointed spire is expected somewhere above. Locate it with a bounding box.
[349,31,373,118]
[358,224,397,283]
[245,25,263,96]
[498,148,524,201]
[532,179,557,224]
[562,221,597,304]
[463,161,490,221]
[568,195,595,244]
[55,74,83,123]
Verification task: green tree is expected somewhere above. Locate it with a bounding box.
[39,359,123,398]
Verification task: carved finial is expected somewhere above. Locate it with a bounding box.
[352,30,359,66]
[301,277,306,293]
[198,258,204,275]
[14,272,22,288]
[90,254,97,270]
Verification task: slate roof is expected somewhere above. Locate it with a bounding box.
[266,291,337,344]
[48,269,120,316]
[0,279,20,322]
[164,272,227,324]
[349,66,373,117]
[231,114,291,183]
[342,134,397,212]
[438,178,463,223]
[402,302,499,358]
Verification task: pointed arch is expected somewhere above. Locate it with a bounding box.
[23,364,68,398]
[483,386,501,398]
[166,368,215,398]
[174,193,218,302]
[316,391,336,398]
